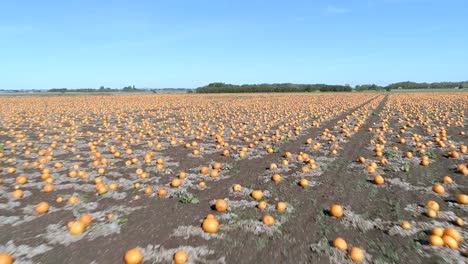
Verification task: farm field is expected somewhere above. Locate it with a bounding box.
[0,92,467,264]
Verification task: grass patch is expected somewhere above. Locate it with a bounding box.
[421,151,434,159]
[402,163,411,172]
[383,150,398,159]
[175,192,200,204]
[117,217,128,225]
[256,237,268,250]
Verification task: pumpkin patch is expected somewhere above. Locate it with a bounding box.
[0,92,466,263]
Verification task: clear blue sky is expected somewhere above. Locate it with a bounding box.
[1,0,467,89]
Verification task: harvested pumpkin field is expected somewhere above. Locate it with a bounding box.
[0,92,467,264]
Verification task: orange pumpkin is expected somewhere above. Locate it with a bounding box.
[432,184,445,194]
[232,184,242,192]
[443,228,461,243]
[442,235,458,249]
[251,190,264,200]
[257,201,267,210]
[330,204,344,218]
[373,175,384,185]
[442,176,453,184]
[174,250,188,264]
[456,194,468,205]
[43,183,55,193]
[401,221,411,230]
[202,216,219,233]
[272,173,281,183]
[124,248,143,264]
[299,178,309,188]
[426,209,437,218]
[79,214,93,227]
[349,247,364,262]
[171,178,182,188]
[0,253,14,264]
[69,221,86,236]
[426,200,440,211]
[262,214,275,226]
[432,227,444,237]
[158,188,168,197]
[12,189,24,199]
[276,202,287,212]
[333,237,348,250]
[35,202,50,214]
[215,199,228,212]
[429,235,444,246]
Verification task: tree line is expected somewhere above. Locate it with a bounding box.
[196,81,468,93]
[196,83,352,93]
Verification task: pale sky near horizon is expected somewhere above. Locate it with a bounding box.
[1,0,467,89]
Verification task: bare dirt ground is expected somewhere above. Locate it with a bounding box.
[0,93,466,264]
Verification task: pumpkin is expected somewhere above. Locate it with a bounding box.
[299,178,309,188]
[144,187,153,195]
[456,194,468,205]
[276,202,287,212]
[124,248,143,264]
[333,237,348,250]
[69,221,86,236]
[12,189,24,199]
[200,166,209,174]
[432,227,444,237]
[262,214,275,226]
[272,173,281,183]
[215,199,228,212]
[251,190,263,200]
[158,187,168,197]
[366,165,375,173]
[79,214,93,227]
[330,204,344,218]
[455,217,464,227]
[171,178,182,188]
[212,162,222,170]
[442,176,453,184]
[429,235,444,246]
[35,202,50,214]
[257,201,267,210]
[174,250,188,264]
[210,170,219,178]
[432,184,445,194]
[426,209,437,218]
[0,253,14,264]
[16,175,28,184]
[178,172,187,179]
[109,183,118,191]
[202,216,219,233]
[373,175,384,185]
[401,221,411,230]
[269,163,277,170]
[232,184,242,192]
[426,200,440,211]
[349,247,364,262]
[68,196,79,205]
[443,228,461,242]
[442,235,458,249]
